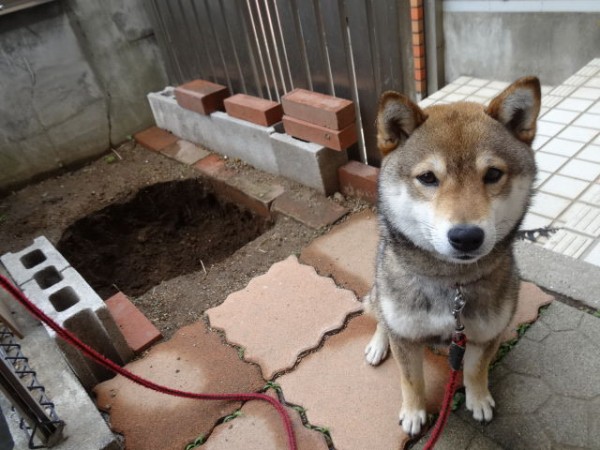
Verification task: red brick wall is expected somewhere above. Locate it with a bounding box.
[410,0,426,96]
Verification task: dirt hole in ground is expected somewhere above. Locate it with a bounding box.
[57,179,272,299]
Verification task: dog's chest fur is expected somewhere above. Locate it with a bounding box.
[372,231,519,345]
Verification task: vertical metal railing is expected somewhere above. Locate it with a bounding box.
[146,0,414,166]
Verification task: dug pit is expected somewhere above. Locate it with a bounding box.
[57,179,271,299]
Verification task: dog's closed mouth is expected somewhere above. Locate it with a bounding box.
[456,254,476,261]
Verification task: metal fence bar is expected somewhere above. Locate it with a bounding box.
[274,0,312,91]
[318,0,360,161]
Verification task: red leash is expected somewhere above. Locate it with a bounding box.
[0,274,297,450]
[423,333,466,450]
[423,286,468,449]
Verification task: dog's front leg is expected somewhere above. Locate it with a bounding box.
[389,337,426,436]
[463,339,500,423]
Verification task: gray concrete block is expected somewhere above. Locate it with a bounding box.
[148,90,281,175]
[147,88,220,151]
[210,112,279,175]
[21,267,131,360]
[0,236,70,286]
[270,132,348,195]
[19,264,132,389]
[515,240,600,310]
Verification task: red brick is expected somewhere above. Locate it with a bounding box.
[412,31,425,46]
[281,88,355,130]
[283,115,357,151]
[411,18,424,34]
[272,191,348,229]
[410,6,423,21]
[106,292,162,353]
[416,79,428,93]
[414,55,426,70]
[193,154,230,178]
[194,154,284,218]
[224,94,283,126]
[410,0,423,7]
[174,79,229,115]
[415,68,427,81]
[338,161,379,205]
[134,126,178,152]
[413,44,425,57]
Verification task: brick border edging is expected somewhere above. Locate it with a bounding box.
[411,0,427,97]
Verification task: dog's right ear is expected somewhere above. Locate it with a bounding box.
[377,91,428,156]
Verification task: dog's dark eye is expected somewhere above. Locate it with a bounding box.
[484,168,504,184]
[417,171,439,186]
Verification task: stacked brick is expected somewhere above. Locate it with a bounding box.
[281,89,358,151]
[148,82,355,195]
[411,0,427,96]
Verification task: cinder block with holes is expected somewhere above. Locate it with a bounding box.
[2,238,132,389]
[0,236,70,286]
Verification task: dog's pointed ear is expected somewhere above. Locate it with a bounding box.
[377,91,428,156]
[486,76,541,145]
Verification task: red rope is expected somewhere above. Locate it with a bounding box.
[0,274,297,450]
[423,332,466,449]
[422,369,460,450]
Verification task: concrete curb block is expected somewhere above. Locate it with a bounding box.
[211,112,279,174]
[515,241,600,310]
[2,238,133,390]
[270,132,347,195]
[148,87,220,151]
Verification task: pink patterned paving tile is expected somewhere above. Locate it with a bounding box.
[501,282,554,342]
[203,391,328,450]
[94,321,264,450]
[278,314,450,450]
[300,209,379,297]
[207,255,362,379]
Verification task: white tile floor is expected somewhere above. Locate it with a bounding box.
[420,58,600,266]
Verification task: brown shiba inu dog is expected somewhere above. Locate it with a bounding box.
[364,77,541,436]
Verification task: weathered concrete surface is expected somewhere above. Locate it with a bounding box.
[0,1,166,193]
[444,13,600,86]
[515,240,600,310]
[416,301,600,449]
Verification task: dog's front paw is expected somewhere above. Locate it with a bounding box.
[466,390,495,423]
[364,329,389,366]
[399,407,426,436]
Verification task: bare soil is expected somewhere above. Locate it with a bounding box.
[0,143,339,338]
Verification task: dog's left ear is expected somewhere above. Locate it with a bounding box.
[486,76,541,145]
[377,91,428,156]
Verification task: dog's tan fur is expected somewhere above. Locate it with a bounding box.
[366,77,541,436]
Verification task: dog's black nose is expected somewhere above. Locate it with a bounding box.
[448,226,485,252]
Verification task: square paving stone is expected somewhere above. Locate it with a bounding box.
[206,255,362,379]
[203,391,328,450]
[94,321,264,450]
[277,314,451,450]
[300,209,378,297]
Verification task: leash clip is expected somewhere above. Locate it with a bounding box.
[452,286,466,333]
